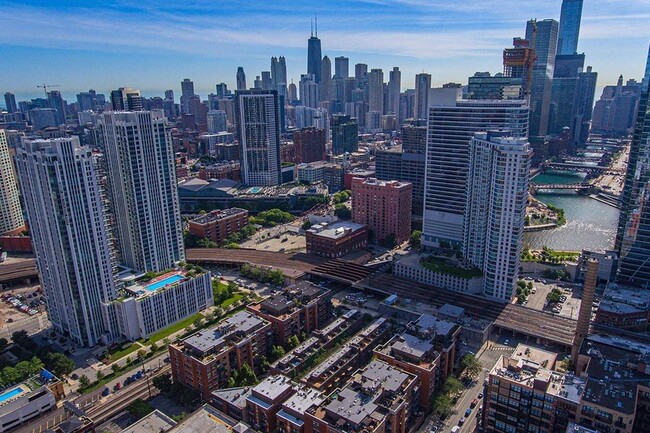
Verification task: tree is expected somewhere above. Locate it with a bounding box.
[193,317,204,329]
[111,364,121,374]
[96,370,105,381]
[432,393,453,418]
[409,230,422,248]
[234,364,257,386]
[334,204,351,220]
[460,354,482,379]
[443,376,463,397]
[270,345,286,362]
[152,373,173,393]
[287,335,300,349]
[0,338,8,351]
[78,374,91,388]
[302,220,312,230]
[384,233,397,249]
[137,349,147,360]
[127,399,154,419]
[150,343,159,353]
[46,352,75,376]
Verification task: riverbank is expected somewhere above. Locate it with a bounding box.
[524,223,557,232]
[526,196,565,232]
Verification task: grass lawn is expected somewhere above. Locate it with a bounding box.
[221,293,243,309]
[108,342,142,362]
[420,256,482,279]
[140,312,203,345]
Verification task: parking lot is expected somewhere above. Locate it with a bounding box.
[519,278,582,320]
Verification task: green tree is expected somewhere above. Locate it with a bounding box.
[234,364,257,386]
[150,343,159,353]
[78,374,91,388]
[334,204,351,220]
[287,335,300,349]
[409,230,422,248]
[152,373,173,393]
[460,354,482,379]
[45,352,75,376]
[432,393,453,418]
[96,370,105,381]
[127,399,154,419]
[193,317,204,329]
[302,220,312,230]
[137,349,147,360]
[111,364,121,374]
[443,376,463,397]
[270,345,286,361]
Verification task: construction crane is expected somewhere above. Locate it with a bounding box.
[36,84,61,97]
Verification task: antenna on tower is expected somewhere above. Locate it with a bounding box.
[315,13,318,37]
[311,18,313,37]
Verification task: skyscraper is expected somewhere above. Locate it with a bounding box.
[307,23,322,83]
[571,65,598,146]
[331,114,358,155]
[0,129,24,235]
[335,56,349,79]
[503,37,536,100]
[548,53,584,135]
[368,68,384,114]
[4,92,17,113]
[558,0,583,56]
[355,63,368,81]
[180,78,196,114]
[414,73,431,120]
[207,110,227,133]
[617,182,650,288]
[100,111,184,272]
[388,67,401,116]
[321,55,332,102]
[526,19,559,136]
[271,56,287,90]
[110,87,142,111]
[235,90,281,186]
[47,90,66,125]
[299,74,320,108]
[16,137,115,346]
[643,44,650,92]
[463,131,531,302]
[422,88,529,248]
[236,67,247,91]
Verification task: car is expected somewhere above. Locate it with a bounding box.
[451,427,460,433]
[429,427,438,433]
[471,398,479,408]
[478,391,483,399]
[459,417,466,426]
[504,339,510,346]
[465,408,472,417]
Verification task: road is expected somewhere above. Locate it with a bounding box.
[0,312,49,339]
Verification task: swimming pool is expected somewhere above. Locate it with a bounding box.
[145,274,184,292]
[0,387,25,404]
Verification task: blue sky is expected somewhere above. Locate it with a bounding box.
[1,0,649,103]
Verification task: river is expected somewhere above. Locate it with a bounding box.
[524,171,620,252]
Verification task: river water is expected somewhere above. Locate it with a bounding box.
[524,171,620,251]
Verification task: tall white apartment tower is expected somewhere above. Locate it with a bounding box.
[463,131,531,302]
[0,129,24,235]
[422,88,528,249]
[15,137,116,346]
[100,111,184,273]
[235,90,282,186]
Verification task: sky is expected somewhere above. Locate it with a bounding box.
[1,0,649,103]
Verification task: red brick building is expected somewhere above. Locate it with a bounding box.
[351,177,412,245]
[188,208,248,243]
[294,127,326,164]
[305,221,368,258]
[198,162,241,181]
[168,311,272,400]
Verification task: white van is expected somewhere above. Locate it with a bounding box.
[451,427,460,433]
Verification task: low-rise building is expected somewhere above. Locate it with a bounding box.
[277,386,325,433]
[394,253,483,295]
[246,375,295,433]
[595,284,650,332]
[247,282,331,345]
[188,208,249,244]
[306,221,368,258]
[103,269,213,341]
[169,311,272,400]
[198,162,241,182]
[304,360,420,433]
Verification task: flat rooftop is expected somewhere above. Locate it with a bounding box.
[183,311,267,356]
[211,387,252,410]
[281,386,324,416]
[169,404,248,433]
[598,284,650,314]
[123,410,177,433]
[190,208,247,225]
[250,375,293,403]
[389,333,434,360]
[511,344,558,369]
[307,221,366,240]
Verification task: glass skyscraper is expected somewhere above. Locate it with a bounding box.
[558,0,583,55]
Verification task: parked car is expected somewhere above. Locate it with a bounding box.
[471,398,479,408]
[478,391,483,399]
[465,408,472,417]
[459,417,466,426]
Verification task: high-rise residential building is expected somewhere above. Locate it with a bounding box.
[16,137,115,346]
[617,182,650,288]
[100,111,184,272]
[463,131,531,302]
[299,74,320,109]
[180,78,196,114]
[331,114,358,155]
[307,26,322,83]
[525,19,559,136]
[355,63,368,81]
[320,55,332,102]
[388,67,401,116]
[414,73,431,120]
[572,258,597,363]
[110,87,142,111]
[571,65,597,146]
[235,90,282,186]
[215,83,229,99]
[207,110,228,133]
[368,68,384,114]
[503,37,536,100]
[422,88,529,249]
[47,90,66,125]
[0,130,24,235]
[293,127,326,163]
[4,92,17,113]
[334,56,349,79]
[236,67,247,91]
[352,177,412,245]
[28,108,57,130]
[558,0,583,55]
[77,89,105,112]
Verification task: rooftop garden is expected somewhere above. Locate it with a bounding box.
[420,256,483,279]
[521,247,579,264]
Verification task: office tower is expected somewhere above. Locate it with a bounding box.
[15,137,115,346]
[253,76,263,90]
[207,110,227,133]
[368,69,384,114]
[422,88,528,249]
[288,82,298,101]
[617,182,650,288]
[28,108,57,130]
[592,76,642,136]
[526,19,559,136]
[278,56,287,88]
[549,53,584,135]
[463,131,531,302]
[351,178,412,245]
[299,74,320,108]
[77,89,103,112]
[571,65,597,146]
[355,63,368,81]
[165,90,174,100]
[572,258,597,362]
[335,56,349,79]
[388,67,401,116]
[180,78,195,114]
[503,37,536,100]
[0,130,24,235]
[294,127,326,163]
[271,57,280,87]
[110,87,142,111]
[215,83,229,99]
[467,72,523,100]
[259,71,271,90]
[320,56,332,102]
[100,111,184,272]
[414,73,431,120]
[236,67,247,91]
[4,92,17,113]
[235,90,281,186]
[47,90,66,125]
[307,22,322,83]
[643,44,650,91]
[331,114,358,155]
[558,0,583,55]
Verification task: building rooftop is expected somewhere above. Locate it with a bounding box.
[511,344,558,369]
[353,177,411,189]
[408,314,456,339]
[211,386,252,410]
[281,386,324,417]
[307,221,367,240]
[256,281,326,317]
[190,208,248,225]
[388,333,434,360]
[250,375,294,403]
[123,409,177,433]
[437,304,465,320]
[169,404,250,433]
[598,284,650,314]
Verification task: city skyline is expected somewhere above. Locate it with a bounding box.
[1,1,649,103]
